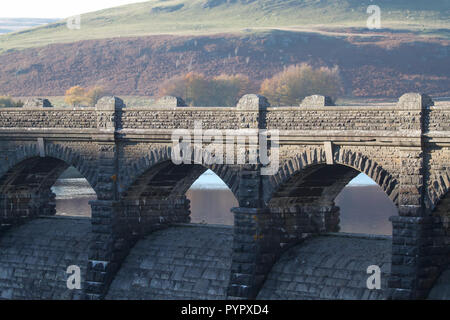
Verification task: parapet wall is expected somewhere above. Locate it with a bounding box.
[121,107,244,130]
[428,104,450,133]
[265,106,406,133]
[0,108,97,129]
[0,94,447,139]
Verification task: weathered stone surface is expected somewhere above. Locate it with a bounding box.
[0,217,90,300]
[23,98,52,108]
[427,268,450,300]
[95,96,124,110]
[237,94,270,110]
[300,95,334,107]
[397,93,434,109]
[257,234,392,300]
[154,96,186,107]
[0,92,447,300]
[106,225,233,300]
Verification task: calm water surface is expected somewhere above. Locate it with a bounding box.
[52,174,396,235]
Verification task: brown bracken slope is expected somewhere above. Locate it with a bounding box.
[0,30,449,98]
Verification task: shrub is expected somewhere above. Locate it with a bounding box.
[159,72,252,107]
[212,74,251,107]
[86,86,108,106]
[0,96,23,108]
[64,85,108,107]
[64,86,89,107]
[159,72,210,106]
[260,63,343,106]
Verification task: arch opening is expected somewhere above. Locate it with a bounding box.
[51,166,97,217]
[186,170,238,226]
[107,161,238,300]
[267,163,398,237]
[0,156,97,225]
[258,163,398,300]
[121,161,238,229]
[336,172,397,235]
[0,158,94,300]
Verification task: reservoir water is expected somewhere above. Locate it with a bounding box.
[52,171,396,235]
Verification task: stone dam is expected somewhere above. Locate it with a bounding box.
[0,93,448,300]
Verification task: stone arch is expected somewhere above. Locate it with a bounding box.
[0,142,98,193]
[426,185,450,297]
[105,148,240,301]
[253,148,400,300]
[0,142,98,225]
[264,147,399,206]
[119,146,239,199]
[427,169,450,211]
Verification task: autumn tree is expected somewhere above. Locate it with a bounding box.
[159,75,187,100]
[184,72,211,106]
[159,72,252,107]
[212,74,251,107]
[64,86,89,107]
[64,85,108,107]
[86,86,108,106]
[260,63,342,106]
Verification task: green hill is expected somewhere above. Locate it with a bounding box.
[1,0,449,53]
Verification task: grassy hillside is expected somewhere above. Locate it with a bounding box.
[1,31,449,98]
[0,0,449,53]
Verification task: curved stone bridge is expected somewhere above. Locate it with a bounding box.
[0,93,449,300]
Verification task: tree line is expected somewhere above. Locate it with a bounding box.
[63,63,342,107]
[1,63,342,108]
[159,63,342,107]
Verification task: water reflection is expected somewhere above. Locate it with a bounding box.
[336,186,395,235]
[186,189,237,225]
[55,196,96,217]
[52,178,96,217]
[52,175,396,235]
[52,178,96,199]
